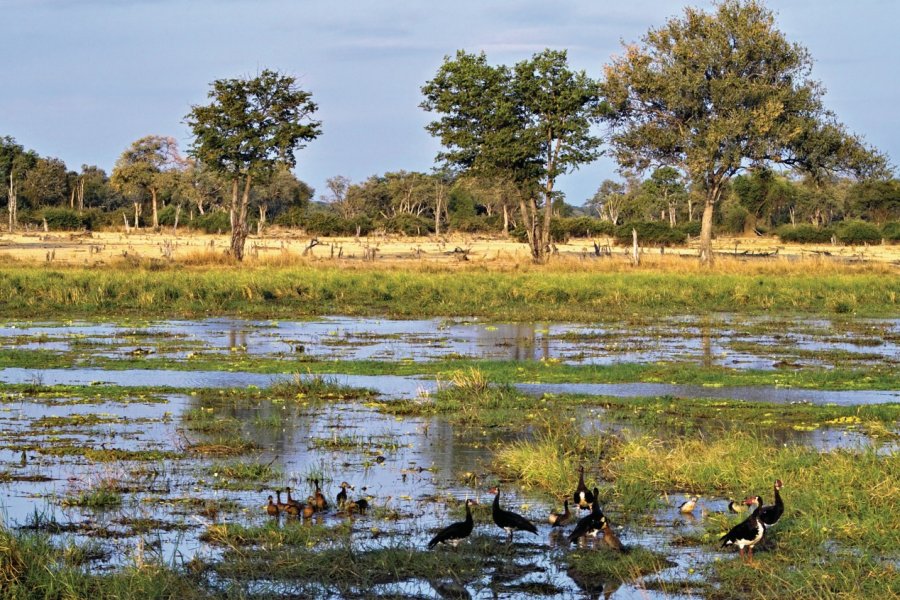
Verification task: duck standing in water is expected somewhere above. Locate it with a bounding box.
[313,479,328,511]
[336,481,354,508]
[489,486,537,542]
[679,496,699,514]
[548,499,571,527]
[428,499,477,549]
[720,496,766,563]
[265,495,279,517]
[573,466,595,511]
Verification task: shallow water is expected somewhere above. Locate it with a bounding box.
[2,315,897,369]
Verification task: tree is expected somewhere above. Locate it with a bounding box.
[587,180,627,224]
[22,157,68,207]
[602,0,887,264]
[324,175,353,218]
[422,49,603,262]
[186,69,321,260]
[846,180,900,224]
[0,137,37,231]
[110,136,183,230]
[643,167,687,226]
[253,166,311,234]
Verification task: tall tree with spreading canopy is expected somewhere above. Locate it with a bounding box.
[111,136,183,230]
[602,0,888,264]
[186,69,321,260]
[422,49,603,262]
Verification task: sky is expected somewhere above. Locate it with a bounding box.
[2,0,897,206]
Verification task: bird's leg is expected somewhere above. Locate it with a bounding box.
[738,547,745,562]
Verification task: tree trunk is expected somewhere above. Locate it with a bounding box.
[668,201,677,227]
[540,183,553,263]
[78,178,84,212]
[502,204,509,234]
[434,192,442,236]
[7,173,17,233]
[133,202,142,229]
[687,197,694,222]
[173,204,181,232]
[257,203,267,236]
[699,198,715,266]
[231,175,252,261]
[150,188,159,230]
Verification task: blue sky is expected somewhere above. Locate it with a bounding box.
[2,0,896,205]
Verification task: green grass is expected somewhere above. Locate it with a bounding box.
[0,265,896,319]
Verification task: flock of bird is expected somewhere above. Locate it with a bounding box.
[263,469,785,565]
[265,478,369,518]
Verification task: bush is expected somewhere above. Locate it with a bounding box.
[676,221,702,237]
[193,211,231,234]
[614,222,687,246]
[157,205,178,227]
[837,220,882,245]
[722,204,750,234]
[40,208,94,231]
[555,217,615,240]
[303,212,373,236]
[273,206,306,228]
[881,221,900,243]
[382,214,434,236]
[450,214,496,233]
[776,224,834,244]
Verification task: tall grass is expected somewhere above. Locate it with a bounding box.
[0,262,895,319]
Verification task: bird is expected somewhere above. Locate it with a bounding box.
[428,499,476,549]
[302,498,316,519]
[720,495,766,563]
[313,479,328,511]
[265,495,279,517]
[275,489,289,511]
[727,499,748,513]
[352,498,369,514]
[548,499,571,527]
[601,520,624,552]
[568,493,605,545]
[285,487,303,510]
[679,496,700,514]
[759,479,784,527]
[336,481,354,507]
[573,466,595,510]
[489,486,537,542]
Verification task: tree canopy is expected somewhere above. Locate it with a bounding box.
[601,0,888,263]
[186,69,321,260]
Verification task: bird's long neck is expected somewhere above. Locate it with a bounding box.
[578,468,586,490]
[774,486,782,508]
[492,491,501,513]
[465,502,473,524]
[276,490,283,503]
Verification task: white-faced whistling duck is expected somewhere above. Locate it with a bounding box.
[302,498,316,519]
[759,479,784,527]
[720,496,765,563]
[679,495,700,514]
[266,495,279,516]
[489,486,537,542]
[313,479,328,511]
[601,520,624,552]
[275,489,289,511]
[428,498,477,549]
[548,499,571,527]
[573,466,595,511]
[336,481,354,507]
[568,492,605,545]
[286,487,303,509]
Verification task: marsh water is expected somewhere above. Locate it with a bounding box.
[1,315,897,598]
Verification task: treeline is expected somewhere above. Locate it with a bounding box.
[1,133,897,244]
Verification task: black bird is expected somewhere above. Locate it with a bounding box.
[759,479,784,527]
[720,495,766,563]
[352,498,369,514]
[548,499,571,527]
[428,499,477,549]
[489,486,537,542]
[573,466,595,510]
[568,490,605,545]
[727,499,748,514]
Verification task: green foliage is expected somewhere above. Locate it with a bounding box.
[614,222,687,246]
[881,221,900,243]
[302,212,373,236]
[192,211,231,234]
[382,213,434,236]
[777,224,834,243]
[837,220,883,245]
[722,203,750,234]
[675,220,702,236]
[40,208,94,231]
[551,217,615,241]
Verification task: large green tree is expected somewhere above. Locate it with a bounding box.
[111,136,182,230]
[602,0,887,264]
[186,69,321,260]
[422,49,603,262]
[0,137,37,231]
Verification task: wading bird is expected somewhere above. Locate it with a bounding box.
[489,486,537,542]
[428,499,477,549]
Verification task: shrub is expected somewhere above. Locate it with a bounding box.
[776,224,834,244]
[614,222,687,246]
[555,217,615,240]
[382,214,434,236]
[193,211,231,234]
[41,208,94,231]
[836,220,882,245]
[881,221,900,243]
[303,212,373,236]
[722,204,750,234]
[676,221,702,237]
